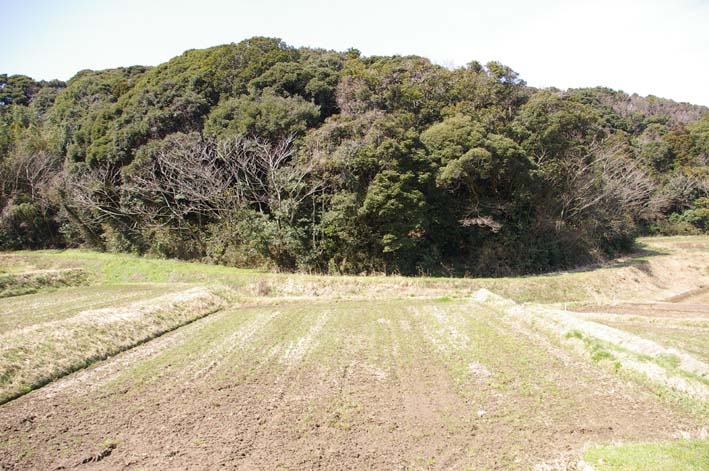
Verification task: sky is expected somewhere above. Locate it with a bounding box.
[3,0,709,105]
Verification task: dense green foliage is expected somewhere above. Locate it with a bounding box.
[1,38,707,275]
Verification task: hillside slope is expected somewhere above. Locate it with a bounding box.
[1,38,708,275]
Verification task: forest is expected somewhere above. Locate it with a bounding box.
[1,37,708,275]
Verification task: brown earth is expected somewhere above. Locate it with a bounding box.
[2,237,708,470]
[0,300,702,471]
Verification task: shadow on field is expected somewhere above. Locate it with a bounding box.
[524,244,668,281]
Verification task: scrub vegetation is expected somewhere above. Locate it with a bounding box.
[1,38,708,276]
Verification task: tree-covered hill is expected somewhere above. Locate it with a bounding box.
[1,37,707,275]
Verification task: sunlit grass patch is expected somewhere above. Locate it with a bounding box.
[583,439,709,471]
[21,249,258,285]
[4,235,707,307]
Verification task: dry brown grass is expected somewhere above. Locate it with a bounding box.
[0,268,88,298]
[473,289,709,405]
[0,287,225,403]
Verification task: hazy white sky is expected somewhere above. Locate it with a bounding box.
[4,0,709,105]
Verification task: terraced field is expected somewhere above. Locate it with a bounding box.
[575,298,709,364]
[0,284,188,333]
[0,237,707,470]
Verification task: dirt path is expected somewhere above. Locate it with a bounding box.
[0,299,702,470]
[665,286,709,304]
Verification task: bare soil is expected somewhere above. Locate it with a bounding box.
[0,300,702,471]
[1,237,707,470]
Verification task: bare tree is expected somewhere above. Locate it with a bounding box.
[1,150,61,205]
[557,142,657,228]
[62,131,323,255]
[125,134,237,231]
[0,150,64,247]
[228,133,323,225]
[65,159,126,225]
[124,132,322,231]
[656,171,709,213]
[61,158,138,248]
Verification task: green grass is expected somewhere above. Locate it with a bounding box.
[2,234,706,303]
[19,249,257,285]
[569,328,708,416]
[564,330,619,368]
[584,439,709,471]
[0,247,656,304]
